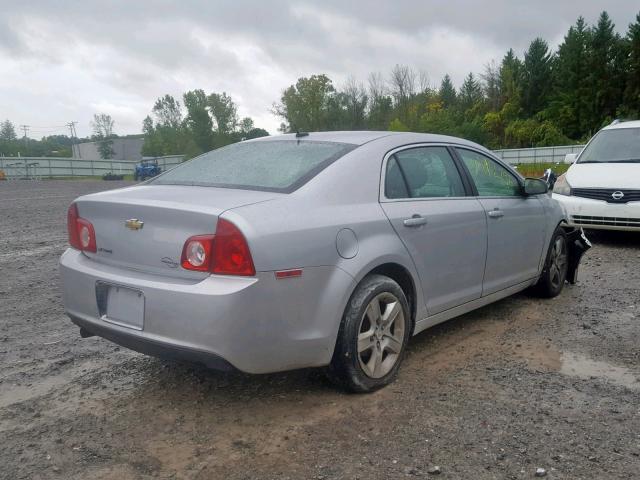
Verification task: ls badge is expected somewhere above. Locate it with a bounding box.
[125,218,144,231]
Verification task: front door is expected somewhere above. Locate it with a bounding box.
[455,148,547,295]
[380,146,487,315]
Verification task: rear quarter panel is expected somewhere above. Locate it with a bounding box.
[226,136,428,334]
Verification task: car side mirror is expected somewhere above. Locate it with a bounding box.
[564,153,577,164]
[524,178,549,195]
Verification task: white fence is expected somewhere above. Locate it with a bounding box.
[493,145,584,165]
[0,155,184,179]
[0,145,585,179]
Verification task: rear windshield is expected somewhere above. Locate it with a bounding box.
[150,140,356,192]
[579,128,640,163]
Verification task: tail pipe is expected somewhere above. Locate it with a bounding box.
[79,327,95,338]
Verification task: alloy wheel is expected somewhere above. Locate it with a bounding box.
[549,236,568,290]
[357,292,406,379]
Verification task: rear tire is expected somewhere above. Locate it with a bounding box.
[326,274,411,393]
[534,228,569,298]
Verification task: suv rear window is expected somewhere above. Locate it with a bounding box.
[150,140,356,192]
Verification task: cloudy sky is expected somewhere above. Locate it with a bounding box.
[0,1,637,137]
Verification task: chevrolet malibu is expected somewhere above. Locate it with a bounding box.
[60,132,589,392]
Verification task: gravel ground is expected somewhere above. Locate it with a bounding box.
[1,180,639,480]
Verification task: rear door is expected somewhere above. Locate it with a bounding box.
[454,147,547,295]
[380,145,487,315]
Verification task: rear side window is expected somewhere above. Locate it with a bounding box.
[151,140,356,192]
[456,148,521,197]
[385,146,466,199]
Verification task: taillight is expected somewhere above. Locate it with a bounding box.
[67,203,97,253]
[212,219,255,276]
[180,235,214,271]
[67,204,81,250]
[180,218,255,276]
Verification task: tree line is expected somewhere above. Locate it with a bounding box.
[141,91,268,158]
[273,11,640,149]
[0,120,75,157]
[0,115,139,159]
[2,10,638,159]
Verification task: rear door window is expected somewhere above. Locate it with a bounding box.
[385,146,466,199]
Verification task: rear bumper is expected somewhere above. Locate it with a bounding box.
[59,249,355,373]
[71,314,235,371]
[552,194,640,231]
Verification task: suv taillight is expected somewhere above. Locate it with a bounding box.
[67,203,97,253]
[181,218,255,276]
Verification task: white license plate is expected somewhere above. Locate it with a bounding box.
[97,283,145,330]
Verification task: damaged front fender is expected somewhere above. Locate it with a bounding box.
[563,227,591,284]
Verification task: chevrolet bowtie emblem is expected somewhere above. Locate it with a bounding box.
[125,218,144,231]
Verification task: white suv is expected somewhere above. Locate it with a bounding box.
[553,120,640,231]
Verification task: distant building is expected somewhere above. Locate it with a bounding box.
[74,137,144,161]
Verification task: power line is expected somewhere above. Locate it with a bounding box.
[23,124,69,129]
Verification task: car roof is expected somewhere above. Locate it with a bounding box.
[246,130,487,150]
[246,131,395,145]
[602,120,640,130]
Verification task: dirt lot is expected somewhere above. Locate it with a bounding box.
[1,180,639,480]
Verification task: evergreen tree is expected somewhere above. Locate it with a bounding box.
[587,11,626,131]
[549,17,591,138]
[623,12,640,116]
[0,120,17,141]
[458,73,483,112]
[481,61,501,111]
[499,49,523,108]
[522,38,553,116]
[438,74,457,108]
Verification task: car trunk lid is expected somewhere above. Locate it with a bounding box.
[75,185,280,279]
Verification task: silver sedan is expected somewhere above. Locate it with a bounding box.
[59,132,590,392]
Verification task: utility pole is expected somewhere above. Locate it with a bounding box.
[67,121,81,158]
[20,125,29,150]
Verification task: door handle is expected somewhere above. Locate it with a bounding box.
[403,215,428,227]
[488,209,504,218]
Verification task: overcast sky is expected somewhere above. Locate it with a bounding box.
[0,1,638,137]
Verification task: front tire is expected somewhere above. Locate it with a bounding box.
[534,228,569,298]
[327,274,411,393]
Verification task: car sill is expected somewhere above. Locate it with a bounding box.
[413,278,537,335]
